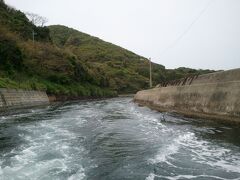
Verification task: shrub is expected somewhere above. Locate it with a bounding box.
[0,35,23,71]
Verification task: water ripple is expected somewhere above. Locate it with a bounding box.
[0,97,239,180]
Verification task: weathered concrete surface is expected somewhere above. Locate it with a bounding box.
[157,68,240,87]
[191,68,240,85]
[0,88,49,111]
[134,69,240,123]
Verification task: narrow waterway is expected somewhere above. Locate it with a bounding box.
[0,97,240,180]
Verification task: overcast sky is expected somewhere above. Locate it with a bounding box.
[5,0,240,70]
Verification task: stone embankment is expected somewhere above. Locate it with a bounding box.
[134,68,240,123]
[0,88,49,111]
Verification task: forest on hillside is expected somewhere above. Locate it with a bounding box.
[0,0,214,98]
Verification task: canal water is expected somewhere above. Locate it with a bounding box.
[0,97,240,180]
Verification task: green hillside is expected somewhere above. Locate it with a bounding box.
[48,25,214,91]
[49,25,158,93]
[0,0,214,99]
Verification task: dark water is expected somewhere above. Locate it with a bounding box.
[0,97,240,180]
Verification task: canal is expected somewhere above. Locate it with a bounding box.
[0,97,240,180]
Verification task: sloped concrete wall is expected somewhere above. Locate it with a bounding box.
[0,88,49,111]
[191,68,240,85]
[157,68,240,87]
[134,69,240,123]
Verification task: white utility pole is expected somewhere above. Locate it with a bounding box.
[149,58,152,88]
[32,30,37,44]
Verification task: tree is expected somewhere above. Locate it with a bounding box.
[0,35,23,71]
[25,12,48,27]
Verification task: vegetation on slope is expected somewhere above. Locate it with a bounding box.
[49,25,214,92]
[0,0,214,99]
[0,1,116,98]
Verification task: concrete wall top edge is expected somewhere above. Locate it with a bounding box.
[0,88,46,93]
[191,68,240,85]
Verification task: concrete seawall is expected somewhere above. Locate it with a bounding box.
[0,88,49,111]
[134,69,240,123]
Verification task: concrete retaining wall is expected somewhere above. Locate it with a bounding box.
[157,68,240,87]
[0,88,49,111]
[134,69,240,123]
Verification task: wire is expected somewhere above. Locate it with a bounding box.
[159,0,216,57]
